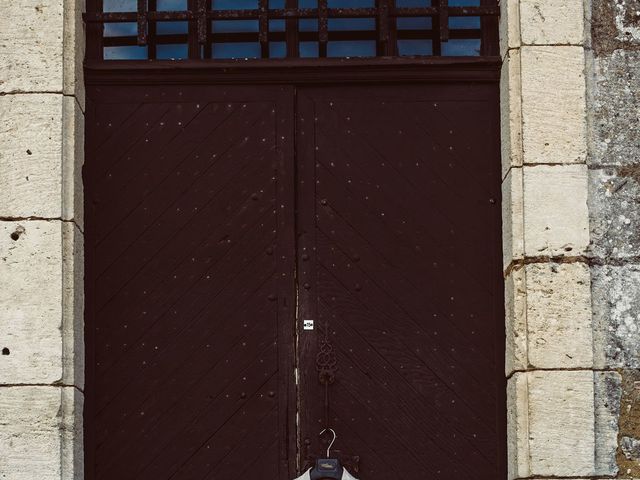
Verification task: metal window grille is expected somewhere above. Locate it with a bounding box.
[85,0,499,61]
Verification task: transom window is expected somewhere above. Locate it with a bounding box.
[85,0,499,61]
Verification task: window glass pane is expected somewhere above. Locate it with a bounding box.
[156,21,188,35]
[327,40,375,57]
[328,18,375,30]
[212,42,261,58]
[328,0,374,6]
[441,38,480,55]
[299,0,317,7]
[213,0,258,9]
[104,0,135,12]
[397,17,431,29]
[396,0,427,5]
[300,41,319,57]
[269,41,287,57]
[270,19,285,32]
[104,45,148,59]
[156,0,187,10]
[269,0,285,7]
[104,22,137,37]
[449,16,481,29]
[299,19,318,31]
[450,0,480,5]
[157,44,189,59]
[398,39,432,56]
[213,20,259,32]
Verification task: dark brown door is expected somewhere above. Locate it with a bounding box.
[296,85,504,479]
[85,80,503,480]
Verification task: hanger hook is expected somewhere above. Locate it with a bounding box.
[318,428,337,458]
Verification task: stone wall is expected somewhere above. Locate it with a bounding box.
[0,0,85,478]
[590,0,640,477]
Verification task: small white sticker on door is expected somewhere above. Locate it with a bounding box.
[303,319,314,331]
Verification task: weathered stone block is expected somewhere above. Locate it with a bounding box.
[500,49,523,178]
[0,386,82,480]
[525,262,593,368]
[523,164,590,257]
[592,264,640,369]
[520,0,585,45]
[0,221,66,384]
[508,371,596,479]
[0,0,64,93]
[505,267,527,375]
[62,95,85,230]
[521,46,587,165]
[502,167,524,268]
[63,0,85,106]
[499,0,521,57]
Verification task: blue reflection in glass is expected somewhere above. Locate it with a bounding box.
[213,0,258,9]
[328,40,375,57]
[397,17,431,29]
[449,16,480,29]
[328,0,374,6]
[396,0,427,5]
[441,38,480,55]
[213,20,259,32]
[328,18,374,30]
[157,44,189,59]
[157,0,187,10]
[299,0,317,7]
[104,0,135,12]
[270,19,285,31]
[104,22,137,37]
[104,45,148,59]
[300,42,319,57]
[156,21,188,34]
[269,0,285,7]
[398,39,432,56]
[450,0,480,5]
[213,42,261,58]
[299,19,318,31]
[270,42,287,57]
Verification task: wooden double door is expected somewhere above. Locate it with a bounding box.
[84,81,504,480]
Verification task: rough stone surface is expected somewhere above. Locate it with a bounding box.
[521,46,587,165]
[500,49,523,178]
[499,0,521,57]
[594,371,622,476]
[592,265,640,369]
[0,0,64,93]
[616,370,640,477]
[592,0,640,56]
[520,0,585,45]
[502,167,524,268]
[523,165,590,257]
[504,267,527,375]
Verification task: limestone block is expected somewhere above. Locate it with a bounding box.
[523,165,589,257]
[500,49,523,178]
[524,262,593,368]
[504,267,527,375]
[521,46,587,165]
[0,0,64,93]
[62,222,84,389]
[63,0,86,106]
[62,96,85,230]
[592,264,640,369]
[508,371,596,479]
[0,94,62,218]
[502,167,524,268]
[499,0,521,57]
[520,0,585,45]
[0,386,82,480]
[1,221,62,384]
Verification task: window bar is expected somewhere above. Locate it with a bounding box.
[187,0,200,58]
[431,0,441,55]
[387,0,398,56]
[259,0,269,58]
[137,0,148,45]
[318,0,329,58]
[197,0,207,45]
[86,0,104,60]
[285,0,299,57]
[376,0,390,56]
[438,0,449,43]
[148,0,157,59]
[203,0,213,58]
[480,0,499,56]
